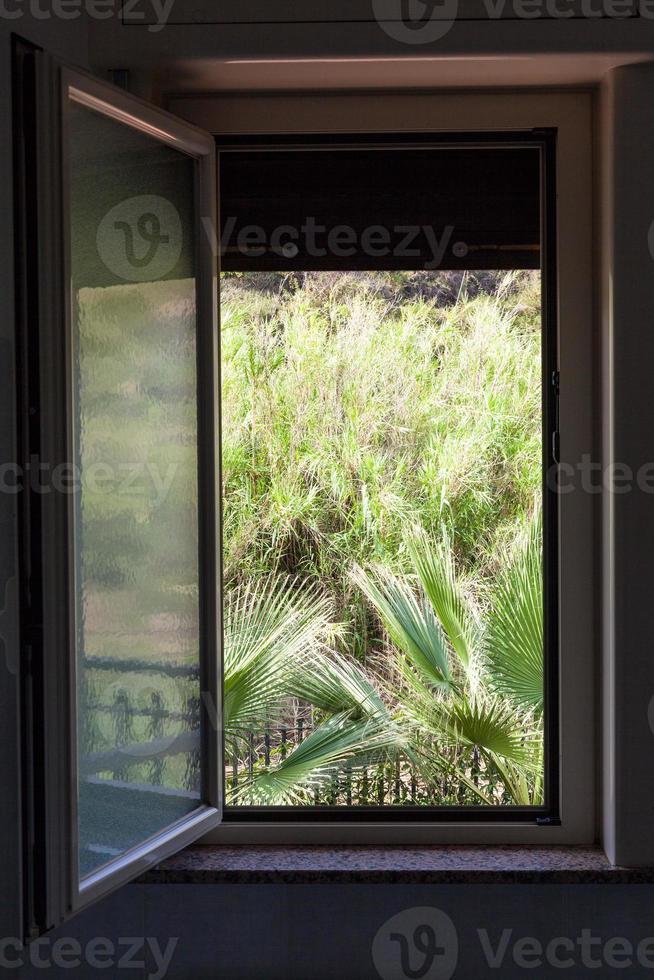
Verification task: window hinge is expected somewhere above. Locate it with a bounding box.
[552,430,560,465]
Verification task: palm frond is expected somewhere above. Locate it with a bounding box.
[234,710,403,805]
[397,675,538,769]
[223,576,336,732]
[350,563,453,690]
[407,527,479,669]
[484,515,544,713]
[289,650,387,719]
[443,696,539,767]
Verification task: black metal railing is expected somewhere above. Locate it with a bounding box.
[80,658,498,807]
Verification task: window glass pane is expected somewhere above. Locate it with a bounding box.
[69,101,202,876]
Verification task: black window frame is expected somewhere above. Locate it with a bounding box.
[216,130,560,825]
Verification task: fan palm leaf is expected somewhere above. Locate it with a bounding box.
[352,515,545,807]
[349,563,453,690]
[223,576,337,734]
[407,527,479,670]
[224,575,402,805]
[484,515,544,714]
[289,649,387,719]
[235,710,403,805]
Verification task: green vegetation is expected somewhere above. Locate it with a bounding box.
[76,269,544,812]
[224,575,402,805]
[221,270,544,806]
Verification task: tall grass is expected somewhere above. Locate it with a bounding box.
[220,270,541,662]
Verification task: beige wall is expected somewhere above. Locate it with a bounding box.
[84,6,654,101]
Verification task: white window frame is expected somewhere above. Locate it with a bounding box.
[169,89,597,846]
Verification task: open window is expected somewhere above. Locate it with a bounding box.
[15,42,221,935]
[15,37,570,941]
[216,135,559,824]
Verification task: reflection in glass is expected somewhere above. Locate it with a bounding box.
[69,101,201,877]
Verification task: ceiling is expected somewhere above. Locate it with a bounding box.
[165,52,648,91]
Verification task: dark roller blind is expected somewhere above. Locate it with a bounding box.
[219,145,541,272]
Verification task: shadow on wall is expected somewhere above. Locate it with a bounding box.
[11,881,654,979]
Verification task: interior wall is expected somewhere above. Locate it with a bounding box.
[0,15,90,944]
[600,61,654,867]
[11,880,654,979]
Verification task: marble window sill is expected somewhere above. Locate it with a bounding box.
[138,846,654,885]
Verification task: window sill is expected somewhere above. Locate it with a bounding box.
[138,846,653,885]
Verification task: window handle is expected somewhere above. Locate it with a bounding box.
[551,370,560,464]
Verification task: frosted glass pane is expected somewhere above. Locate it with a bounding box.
[69,101,202,878]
